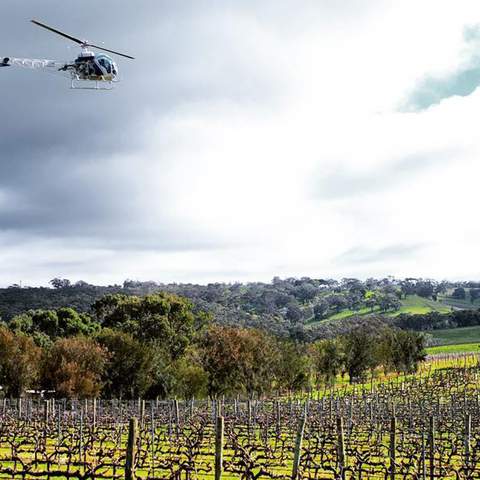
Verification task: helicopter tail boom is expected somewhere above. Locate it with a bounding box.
[1,57,64,70]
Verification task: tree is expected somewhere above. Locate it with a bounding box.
[93,293,209,360]
[415,280,435,298]
[342,328,379,383]
[9,312,34,333]
[313,301,329,321]
[96,329,157,399]
[294,283,317,303]
[391,330,426,373]
[398,280,414,298]
[328,294,348,313]
[365,291,378,312]
[0,328,42,397]
[200,325,279,398]
[378,293,401,312]
[170,347,208,399]
[470,288,480,304]
[452,287,466,300]
[286,303,303,323]
[362,326,427,376]
[9,308,99,339]
[42,337,109,398]
[311,339,344,385]
[275,340,310,392]
[49,278,72,289]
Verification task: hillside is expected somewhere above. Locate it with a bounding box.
[307,294,452,327]
[1,277,479,340]
[392,294,451,315]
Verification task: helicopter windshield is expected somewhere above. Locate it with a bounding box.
[96,54,117,75]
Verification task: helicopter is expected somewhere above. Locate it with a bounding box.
[1,20,134,90]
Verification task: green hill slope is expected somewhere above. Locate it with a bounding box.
[309,295,451,326]
[389,295,451,316]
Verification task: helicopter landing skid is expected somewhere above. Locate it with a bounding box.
[70,78,114,90]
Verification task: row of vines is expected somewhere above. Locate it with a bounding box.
[0,355,479,479]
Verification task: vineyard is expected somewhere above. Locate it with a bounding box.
[0,356,480,479]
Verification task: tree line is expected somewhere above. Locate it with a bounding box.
[0,292,425,399]
[0,276,473,340]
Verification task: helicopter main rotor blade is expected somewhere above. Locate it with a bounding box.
[31,20,135,59]
[31,20,87,46]
[88,44,135,60]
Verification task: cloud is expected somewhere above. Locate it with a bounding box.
[403,25,480,111]
[336,244,426,265]
[1,1,480,286]
[314,150,457,200]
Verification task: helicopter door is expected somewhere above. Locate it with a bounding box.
[97,57,113,75]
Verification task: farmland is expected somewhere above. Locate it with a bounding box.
[1,280,480,478]
[427,343,480,354]
[315,294,452,325]
[429,325,480,345]
[0,355,479,479]
[391,294,451,316]
[424,326,480,355]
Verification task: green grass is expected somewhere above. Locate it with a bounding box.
[429,325,480,345]
[388,295,451,316]
[324,306,376,321]
[425,325,480,355]
[438,295,480,310]
[308,295,451,327]
[426,343,480,354]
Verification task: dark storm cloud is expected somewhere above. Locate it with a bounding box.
[0,0,286,251]
[314,150,456,200]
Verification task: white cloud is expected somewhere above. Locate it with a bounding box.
[2,0,480,286]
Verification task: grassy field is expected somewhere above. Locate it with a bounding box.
[438,291,480,309]
[429,325,480,344]
[389,295,451,316]
[424,325,480,355]
[309,295,452,326]
[323,306,376,321]
[426,343,480,354]
[440,298,480,309]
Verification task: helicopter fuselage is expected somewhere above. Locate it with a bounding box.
[66,51,118,82]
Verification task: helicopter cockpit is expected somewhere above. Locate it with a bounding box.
[95,54,118,77]
[73,52,118,81]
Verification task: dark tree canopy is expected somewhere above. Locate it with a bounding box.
[93,292,209,360]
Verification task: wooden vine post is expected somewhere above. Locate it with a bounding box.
[292,413,306,480]
[125,417,138,480]
[465,413,471,465]
[421,432,426,480]
[337,416,346,480]
[140,400,146,428]
[215,415,224,480]
[174,398,180,436]
[389,415,396,480]
[429,416,435,480]
[43,400,49,424]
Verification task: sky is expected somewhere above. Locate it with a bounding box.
[1,0,480,286]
